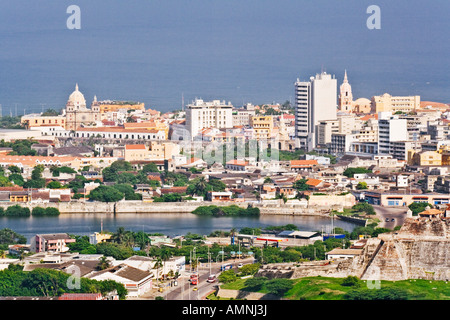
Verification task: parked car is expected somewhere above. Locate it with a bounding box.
[237,263,244,268]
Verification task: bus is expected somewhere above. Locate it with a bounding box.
[220,263,232,271]
[190,274,198,285]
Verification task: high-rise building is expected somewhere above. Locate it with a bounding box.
[295,72,337,151]
[185,98,233,139]
[377,113,408,155]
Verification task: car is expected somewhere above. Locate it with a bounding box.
[391,218,395,222]
[207,275,216,283]
[237,263,244,268]
[385,218,389,222]
[193,287,198,291]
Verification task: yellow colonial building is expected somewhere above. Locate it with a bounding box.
[21,114,66,129]
[408,150,442,166]
[250,115,274,140]
[371,93,420,114]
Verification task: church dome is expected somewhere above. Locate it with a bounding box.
[353,98,371,106]
[67,83,86,108]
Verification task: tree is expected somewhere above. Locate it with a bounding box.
[159,247,172,278]
[112,184,142,200]
[218,269,236,283]
[408,202,431,215]
[46,181,65,189]
[97,256,111,270]
[23,165,45,188]
[7,165,21,174]
[141,163,160,174]
[8,173,24,186]
[244,276,267,291]
[0,228,27,244]
[293,179,309,192]
[89,185,124,202]
[0,175,13,187]
[343,167,372,178]
[356,182,368,190]
[265,279,293,296]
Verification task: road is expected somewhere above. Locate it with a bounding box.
[373,205,408,229]
[165,257,255,300]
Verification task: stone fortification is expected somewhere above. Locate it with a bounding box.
[255,212,450,282]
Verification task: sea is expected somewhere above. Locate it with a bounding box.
[0,0,448,115]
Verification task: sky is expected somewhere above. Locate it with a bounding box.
[0,0,448,113]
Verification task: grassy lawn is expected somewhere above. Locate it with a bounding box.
[219,276,450,300]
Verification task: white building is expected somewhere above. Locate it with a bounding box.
[377,114,408,155]
[186,98,233,139]
[295,72,337,150]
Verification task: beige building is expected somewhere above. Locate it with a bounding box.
[148,141,180,160]
[371,93,420,114]
[251,115,274,140]
[94,101,145,114]
[124,144,149,162]
[65,84,101,130]
[21,114,66,129]
[408,150,442,166]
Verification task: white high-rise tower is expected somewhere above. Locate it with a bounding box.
[295,72,337,151]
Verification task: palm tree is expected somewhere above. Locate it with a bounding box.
[160,247,172,280]
[194,177,208,197]
[153,258,163,282]
[113,227,126,244]
[97,256,111,270]
[122,232,135,248]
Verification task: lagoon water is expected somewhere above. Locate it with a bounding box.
[0,213,357,242]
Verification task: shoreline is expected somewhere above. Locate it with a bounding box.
[0,201,336,217]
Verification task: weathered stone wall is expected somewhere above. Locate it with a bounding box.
[0,200,334,216]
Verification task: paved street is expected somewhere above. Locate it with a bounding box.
[164,257,255,300]
[373,205,408,229]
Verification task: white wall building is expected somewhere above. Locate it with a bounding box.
[295,72,337,150]
[377,114,408,155]
[186,99,233,139]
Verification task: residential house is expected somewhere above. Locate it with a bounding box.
[289,160,319,172]
[30,233,76,253]
[87,263,152,298]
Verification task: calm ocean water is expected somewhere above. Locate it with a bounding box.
[0,213,357,242]
[0,1,448,114]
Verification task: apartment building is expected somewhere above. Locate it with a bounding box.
[250,115,274,140]
[186,99,233,139]
[371,93,420,113]
[295,72,337,151]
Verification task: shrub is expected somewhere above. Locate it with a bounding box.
[4,205,30,217]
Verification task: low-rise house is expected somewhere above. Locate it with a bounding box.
[30,233,76,253]
[289,160,319,172]
[207,191,233,201]
[326,248,363,260]
[87,263,152,298]
[225,159,250,172]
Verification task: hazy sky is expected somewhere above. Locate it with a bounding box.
[0,0,448,113]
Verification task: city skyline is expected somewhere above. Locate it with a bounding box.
[0,1,449,114]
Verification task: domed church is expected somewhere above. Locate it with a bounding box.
[65,83,100,130]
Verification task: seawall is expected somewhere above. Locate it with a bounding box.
[0,201,337,216]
